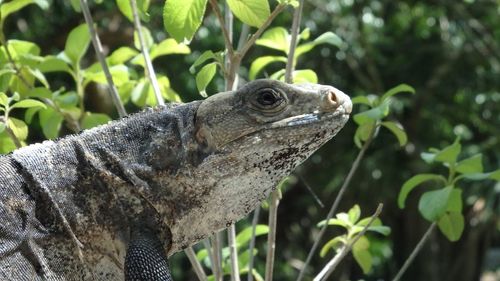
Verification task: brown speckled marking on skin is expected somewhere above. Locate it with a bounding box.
[0,80,351,280]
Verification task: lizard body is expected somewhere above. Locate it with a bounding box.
[0,79,351,280]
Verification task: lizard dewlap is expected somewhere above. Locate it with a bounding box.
[0,79,351,280]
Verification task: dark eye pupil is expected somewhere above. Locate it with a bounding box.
[258,91,278,105]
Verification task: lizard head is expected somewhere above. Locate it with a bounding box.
[166,79,351,253]
[194,79,352,152]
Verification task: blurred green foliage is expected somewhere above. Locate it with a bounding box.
[0,0,498,280]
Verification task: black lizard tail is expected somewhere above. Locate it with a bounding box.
[125,226,173,281]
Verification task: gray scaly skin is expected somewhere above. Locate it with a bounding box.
[0,79,352,280]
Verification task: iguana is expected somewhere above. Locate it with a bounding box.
[0,79,351,280]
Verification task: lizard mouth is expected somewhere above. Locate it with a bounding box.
[266,109,349,129]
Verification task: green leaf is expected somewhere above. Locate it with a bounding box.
[1,0,41,24]
[256,27,289,53]
[133,26,154,50]
[84,65,129,87]
[39,107,63,139]
[367,225,391,236]
[130,80,149,107]
[420,151,437,163]
[295,32,342,58]
[0,122,5,134]
[461,170,500,181]
[108,47,139,65]
[319,236,344,257]
[490,170,500,181]
[351,96,373,106]
[418,186,453,222]
[38,56,71,73]
[0,92,8,106]
[434,138,461,164]
[69,0,80,12]
[0,133,17,153]
[190,50,217,73]
[249,56,287,80]
[117,0,150,22]
[81,112,111,129]
[226,0,270,28]
[7,117,28,141]
[292,69,318,83]
[353,100,390,125]
[157,76,182,102]
[348,204,361,224]
[150,38,190,60]
[195,62,217,97]
[398,174,447,209]
[7,40,41,58]
[456,154,483,174]
[235,225,269,246]
[317,218,348,228]
[11,99,46,109]
[352,236,372,274]
[446,188,462,212]
[354,121,375,148]
[163,0,208,43]
[381,121,408,146]
[64,24,91,66]
[438,212,464,242]
[380,84,415,102]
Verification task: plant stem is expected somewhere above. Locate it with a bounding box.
[247,206,261,281]
[211,234,223,281]
[265,190,280,281]
[185,246,208,281]
[238,4,286,60]
[296,125,377,281]
[128,0,164,106]
[209,0,234,59]
[391,222,437,281]
[285,0,305,83]
[228,224,241,281]
[79,0,127,118]
[313,204,384,281]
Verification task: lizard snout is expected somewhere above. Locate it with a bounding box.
[321,87,352,114]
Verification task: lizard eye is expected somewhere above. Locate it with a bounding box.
[251,88,286,112]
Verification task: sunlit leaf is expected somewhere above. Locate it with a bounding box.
[352,236,372,274]
[353,100,390,125]
[11,98,46,109]
[116,0,150,22]
[7,117,28,140]
[398,174,447,209]
[295,32,342,58]
[150,38,190,60]
[446,188,462,213]
[348,204,361,224]
[81,112,111,129]
[235,225,269,246]
[64,24,91,66]
[353,121,375,148]
[39,107,63,139]
[195,62,217,97]
[163,0,208,43]
[38,56,71,73]
[418,186,453,222]
[256,27,289,53]
[226,0,270,28]
[249,56,287,80]
[292,69,318,83]
[108,47,139,65]
[319,236,344,257]
[190,50,216,73]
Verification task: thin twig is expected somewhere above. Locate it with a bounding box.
[202,239,217,277]
[285,0,305,83]
[313,204,384,281]
[237,24,250,51]
[185,246,209,281]
[391,222,437,281]
[247,206,261,281]
[265,190,280,281]
[296,125,377,281]
[211,234,223,281]
[238,4,287,59]
[228,224,241,281]
[128,0,164,106]
[209,0,234,58]
[79,0,127,118]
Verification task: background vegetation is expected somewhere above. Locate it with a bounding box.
[0,0,499,280]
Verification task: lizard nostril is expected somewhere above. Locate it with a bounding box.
[323,90,339,109]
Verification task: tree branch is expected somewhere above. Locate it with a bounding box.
[296,125,377,281]
[391,222,437,281]
[265,190,280,281]
[79,0,127,118]
[247,206,261,281]
[185,246,208,281]
[209,0,234,58]
[129,0,164,106]
[285,0,305,83]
